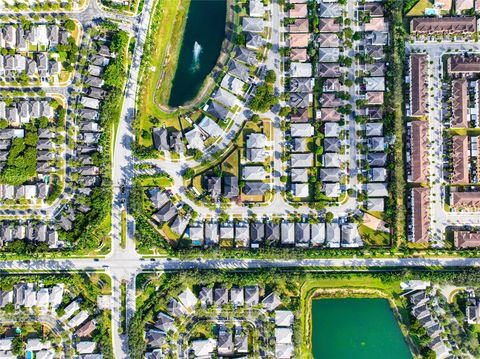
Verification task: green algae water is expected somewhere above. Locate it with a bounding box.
[168,0,227,107]
[311,298,412,359]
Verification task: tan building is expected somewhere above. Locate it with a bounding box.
[451,79,468,128]
[410,121,429,183]
[411,187,430,244]
[409,54,429,117]
[288,18,309,33]
[451,191,480,209]
[288,33,310,48]
[454,231,480,248]
[448,55,480,74]
[319,18,341,32]
[410,16,476,35]
[451,135,469,184]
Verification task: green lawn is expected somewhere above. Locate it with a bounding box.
[359,224,391,246]
[406,0,433,16]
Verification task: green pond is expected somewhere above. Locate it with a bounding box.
[168,0,227,107]
[311,298,412,359]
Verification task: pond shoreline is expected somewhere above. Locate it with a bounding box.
[155,0,234,113]
[302,288,418,358]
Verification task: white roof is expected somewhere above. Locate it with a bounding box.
[292,182,309,197]
[76,341,96,354]
[198,116,223,138]
[324,122,340,137]
[281,222,295,244]
[275,310,294,327]
[324,183,341,198]
[290,62,312,77]
[49,284,64,308]
[178,288,198,310]
[275,327,293,344]
[191,338,217,357]
[242,165,267,180]
[61,300,80,320]
[185,127,205,150]
[68,310,89,329]
[221,74,245,94]
[291,123,314,137]
[0,339,12,351]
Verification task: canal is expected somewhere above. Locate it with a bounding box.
[168,0,227,107]
[311,298,412,359]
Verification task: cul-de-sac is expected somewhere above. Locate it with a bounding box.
[1,0,480,357]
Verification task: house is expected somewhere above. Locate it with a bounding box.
[228,60,251,82]
[319,2,342,17]
[190,339,217,358]
[317,33,341,48]
[319,18,341,32]
[290,48,308,62]
[265,222,281,243]
[290,62,312,77]
[244,285,259,306]
[409,121,429,183]
[149,190,170,210]
[411,187,430,244]
[152,127,169,151]
[221,74,246,94]
[188,223,204,246]
[198,116,223,138]
[243,17,264,33]
[246,33,264,50]
[204,222,219,245]
[291,123,313,137]
[451,135,469,184]
[281,222,295,245]
[234,46,258,66]
[289,33,309,48]
[213,88,237,109]
[263,292,281,311]
[411,16,476,35]
[242,166,267,180]
[235,222,250,247]
[318,47,340,63]
[291,168,308,182]
[220,223,234,240]
[178,288,197,311]
[76,341,96,354]
[206,101,229,122]
[290,77,313,93]
[214,288,228,306]
[275,310,294,327]
[243,181,269,196]
[249,0,265,16]
[290,153,313,168]
[341,224,362,248]
[152,202,178,223]
[230,287,244,306]
[454,231,480,249]
[171,215,189,236]
[199,287,213,307]
[185,127,205,150]
[289,18,309,33]
[146,330,166,348]
[325,222,341,247]
[289,3,308,17]
[167,298,188,317]
[155,312,175,332]
[275,327,293,344]
[250,221,264,247]
[320,168,340,182]
[311,223,325,245]
[223,176,239,198]
[292,182,309,197]
[218,330,234,356]
[76,320,96,338]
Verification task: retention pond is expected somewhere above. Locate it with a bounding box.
[311,298,412,359]
[168,0,227,107]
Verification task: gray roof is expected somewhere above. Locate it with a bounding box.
[234,46,258,66]
[153,202,177,223]
[228,60,250,82]
[243,181,269,195]
[223,176,239,198]
[206,101,229,121]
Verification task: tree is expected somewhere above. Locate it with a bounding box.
[325,212,334,223]
[265,70,276,84]
[279,107,291,117]
[249,84,278,112]
[65,19,76,32]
